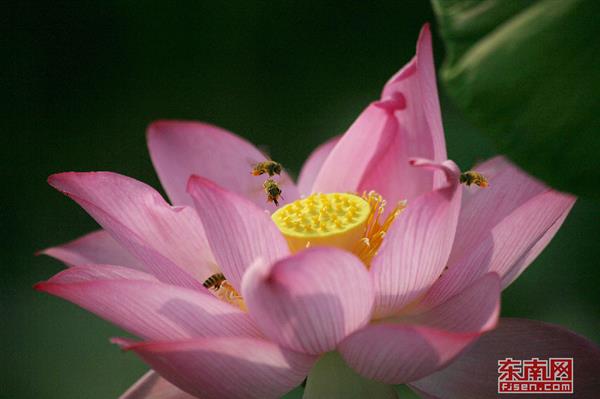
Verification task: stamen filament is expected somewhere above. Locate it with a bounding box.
[352,192,406,266]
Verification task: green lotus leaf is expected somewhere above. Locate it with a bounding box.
[433,0,600,198]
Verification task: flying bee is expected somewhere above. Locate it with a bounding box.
[203,273,226,290]
[251,160,283,177]
[263,178,283,206]
[460,171,489,188]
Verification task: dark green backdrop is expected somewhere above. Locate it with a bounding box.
[4,2,598,398]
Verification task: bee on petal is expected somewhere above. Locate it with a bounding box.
[460,171,489,188]
[203,273,226,290]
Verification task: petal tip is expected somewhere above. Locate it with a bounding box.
[32,280,65,295]
[33,248,46,257]
[417,22,433,49]
[47,171,116,193]
[47,172,70,189]
[146,119,187,138]
[409,158,460,182]
[32,281,48,292]
[147,120,223,138]
[422,22,431,33]
[110,337,139,350]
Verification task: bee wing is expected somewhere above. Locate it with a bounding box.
[256,145,273,161]
[244,145,271,165]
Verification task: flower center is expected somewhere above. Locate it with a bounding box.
[205,192,403,309]
[272,193,370,252]
[272,192,405,266]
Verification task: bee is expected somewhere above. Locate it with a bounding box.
[203,273,226,290]
[251,160,283,177]
[460,171,489,188]
[263,178,283,206]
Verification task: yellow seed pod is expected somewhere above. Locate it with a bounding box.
[272,193,371,253]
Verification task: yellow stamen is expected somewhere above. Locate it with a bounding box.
[352,192,406,266]
[272,191,406,266]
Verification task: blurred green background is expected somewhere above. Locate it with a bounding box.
[4,1,598,398]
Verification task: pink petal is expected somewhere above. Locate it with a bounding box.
[381,23,446,165]
[411,318,600,398]
[118,337,316,399]
[187,175,289,291]
[36,263,159,284]
[48,172,217,289]
[501,207,571,288]
[338,273,500,384]
[35,265,260,341]
[371,160,462,318]
[310,103,400,196]
[355,113,413,208]
[147,120,299,209]
[447,156,550,268]
[242,247,374,355]
[406,273,499,333]
[311,25,448,205]
[377,23,448,201]
[420,157,575,309]
[297,135,340,196]
[40,230,144,270]
[120,370,196,399]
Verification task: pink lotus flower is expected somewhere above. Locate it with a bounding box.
[36,24,599,398]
